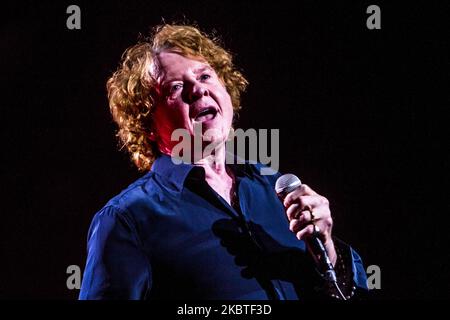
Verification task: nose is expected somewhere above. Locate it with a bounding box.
[184,82,209,103]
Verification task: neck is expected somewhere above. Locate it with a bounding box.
[193,143,228,179]
[194,144,235,205]
[161,142,235,204]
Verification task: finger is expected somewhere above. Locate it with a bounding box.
[290,211,316,233]
[289,219,302,233]
[286,203,301,220]
[283,187,305,208]
[298,209,316,225]
[296,224,316,241]
[292,195,327,211]
[283,186,320,207]
[286,201,323,222]
[301,184,318,196]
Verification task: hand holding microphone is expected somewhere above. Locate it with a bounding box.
[275,174,337,282]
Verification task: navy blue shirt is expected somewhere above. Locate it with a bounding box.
[79,154,368,300]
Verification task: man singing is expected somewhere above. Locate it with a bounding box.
[79,24,368,300]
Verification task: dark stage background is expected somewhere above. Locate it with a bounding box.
[1,1,449,299]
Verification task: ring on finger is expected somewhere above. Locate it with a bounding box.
[297,207,315,223]
[309,210,316,221]
[305,208,317,223]
[312,224,320,235]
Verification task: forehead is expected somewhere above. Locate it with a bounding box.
[153,51,212,82]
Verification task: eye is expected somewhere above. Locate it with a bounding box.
[170,83,183,93]
[199,73,211,81]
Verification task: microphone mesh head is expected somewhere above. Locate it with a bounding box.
[275,174,302,196]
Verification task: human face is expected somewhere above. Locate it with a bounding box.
[151,51,234,156]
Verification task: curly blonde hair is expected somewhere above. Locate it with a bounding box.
[106,24,248,171]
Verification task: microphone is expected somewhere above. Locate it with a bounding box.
[275,174,337,283]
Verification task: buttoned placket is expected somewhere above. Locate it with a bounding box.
[193,173,286,300]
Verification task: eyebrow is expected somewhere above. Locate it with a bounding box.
[193,65,214,74]
[161,65,214,87]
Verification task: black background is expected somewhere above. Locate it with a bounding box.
[1,1,449,299]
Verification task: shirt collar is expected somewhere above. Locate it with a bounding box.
[150,154,196,191]
[150,153,255,192]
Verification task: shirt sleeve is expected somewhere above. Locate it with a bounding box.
[317,237,369,300]
[79,205,152,300]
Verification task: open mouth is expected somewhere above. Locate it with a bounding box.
[193,106,218,122]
